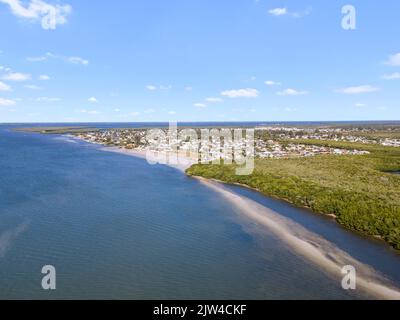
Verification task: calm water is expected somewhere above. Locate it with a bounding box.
[0,124,399,299]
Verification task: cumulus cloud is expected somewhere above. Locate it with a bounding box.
[0,0,72,30]
[146,84,171,91]
[194,103,207,108]
[335,85,379,94]
[205,97,223,103]
[68,56,89,65]
[0,98,16,106]
[221,88,259,98]
[265,80,281,86]
[35,97,60,102]
[268,8,287,16]
[27,52,89,65]
[2,72,31,81]
[382,72,400,80]
[39,74,50,80]
[27,52,54,62]
[0,81,11,91]
[277,88,308,96]
[268,7,311,18]
[168,111,176,115]
[384,53,400,66]
[27,56,47,62]
[146,85,157,91]
[88,97,98,103]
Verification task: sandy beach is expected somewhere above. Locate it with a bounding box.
[100,146,197,172]
[197,178,400,300]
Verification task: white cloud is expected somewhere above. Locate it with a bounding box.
[168,111,176,115]
[146,85,157,91]
[27,56,47,62]
[205,97,223,103]
[355,103,366,107]
[384,53,400,66]
[194,103,207,108]
[27,52,53,62]
[268,8,287,16]
[35,97,60,102]
[159,85,172,90]
[28,53,89,65]
[144,108,155,114]
[268,7,311,18]
[78,109,99,114]
[292,8,312,18]
[335,85,379,94]
[277,88,308,96]
[0,98,16,106]
[382,72,400,80]
[0,81,11,91]
[114,108,120,112]
[130,112,140,117]
[185,86,193,91]
[146,84,171,91]
[39,74,50,80]
[68,56,89,65]
[88,97,98,103]
[2,72,31,81]
[242,76,256,83]
[265,80,281,86]
[24,84,41,90]
[0,0,72,30]
[221,88,259,98]
[0,66,11,72]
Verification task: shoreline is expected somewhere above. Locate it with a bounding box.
[73,137,395,247]
[72,139,400,300]
[195,178,400,300]
[99,146,197,172]
[77,139,400,299]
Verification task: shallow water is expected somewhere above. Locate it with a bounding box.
[0,124,399,299]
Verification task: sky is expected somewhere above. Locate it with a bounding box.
[0,0,399,123]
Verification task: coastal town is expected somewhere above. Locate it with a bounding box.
[74,127,373,160]
[257,126,400,147]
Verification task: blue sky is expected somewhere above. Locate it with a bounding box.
[0,0,399,122]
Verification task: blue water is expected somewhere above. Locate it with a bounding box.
[0,124,399,299]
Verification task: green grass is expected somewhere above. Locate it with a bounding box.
[186,140,400,250]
